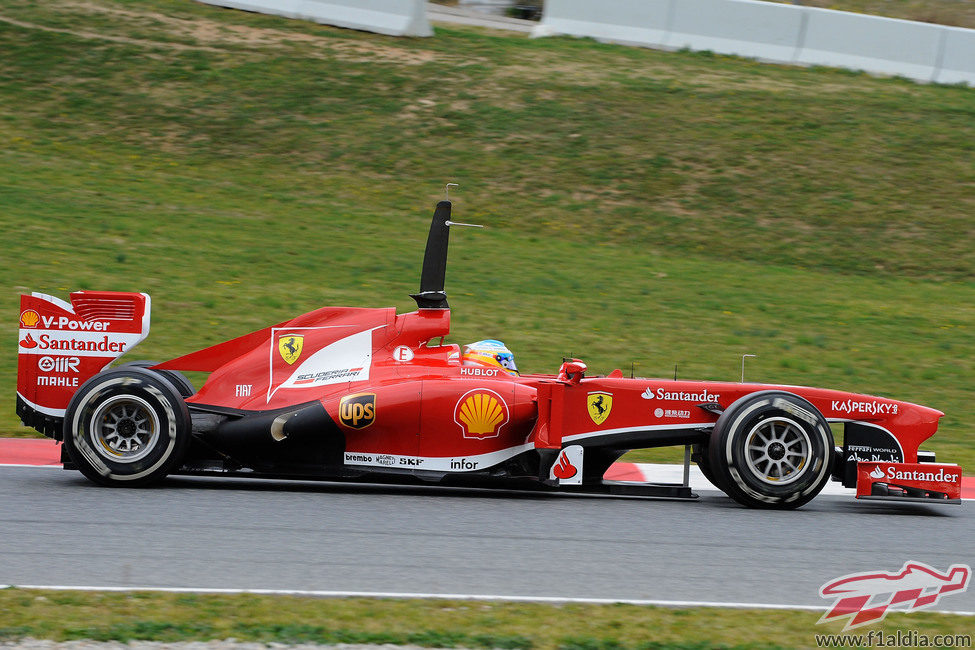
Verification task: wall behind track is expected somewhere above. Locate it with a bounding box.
[196,0,433,37]
[533,0,975,86]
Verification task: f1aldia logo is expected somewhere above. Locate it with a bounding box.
[818,561,971,631]
[339,393,376,429]
[455,389,509,439]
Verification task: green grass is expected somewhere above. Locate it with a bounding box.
[1,589,973,649]
[1,1,972,470]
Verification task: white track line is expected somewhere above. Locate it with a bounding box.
[1,584,972,615]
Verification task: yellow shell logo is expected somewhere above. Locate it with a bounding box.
[20,310,40,328]
[455,389,509,439]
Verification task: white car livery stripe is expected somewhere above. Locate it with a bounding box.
[267,326,383,402]
[344,443,535,472]
[563,422,707,444]
[827,419,905,462]
[15,392,67,418]
[345,425,710,473]
[18,329,147,358]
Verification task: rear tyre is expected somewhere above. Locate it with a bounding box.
[63,367,191,487]
[707,391,833,509]
[116,360,195,397]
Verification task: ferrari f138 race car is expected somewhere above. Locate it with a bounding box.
[15,197,964,508]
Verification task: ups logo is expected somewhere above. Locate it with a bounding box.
[339,393,376,429]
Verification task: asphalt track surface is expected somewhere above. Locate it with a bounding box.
[2,463,973,613]
[4,0,973,619]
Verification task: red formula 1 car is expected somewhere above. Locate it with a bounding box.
[15,198,963,508]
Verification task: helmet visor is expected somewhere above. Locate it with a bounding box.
[495,352,518,373]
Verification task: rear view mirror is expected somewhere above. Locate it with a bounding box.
[558,359,587,385]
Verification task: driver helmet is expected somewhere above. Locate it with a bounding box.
[462,339,519,376]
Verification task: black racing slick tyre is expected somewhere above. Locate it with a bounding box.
[707,391,833,510]
[63,367,192,487]
[116,360,196,398]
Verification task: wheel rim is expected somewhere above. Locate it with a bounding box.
[89,395,160,463]
[743,416,811,486]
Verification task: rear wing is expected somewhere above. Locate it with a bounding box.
[17,291,150,437]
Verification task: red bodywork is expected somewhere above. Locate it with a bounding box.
[14,199,959,505]
[145,304,944,483]
[856,462,962,501]
[17,291,150,435]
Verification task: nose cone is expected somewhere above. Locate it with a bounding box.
[920,404,945,421]
[904,402,944,427]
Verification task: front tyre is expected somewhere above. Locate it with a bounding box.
[692,444,725,492]
[707,391,833,509]
[63,367,191,487]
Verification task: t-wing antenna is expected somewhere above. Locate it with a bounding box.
[410,185,482,310]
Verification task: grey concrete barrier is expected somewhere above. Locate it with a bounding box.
[533,0,671,48]
[665,0,802,63]
[196,0,433,37]
[795,8,943,81]
[533,0,975,86]
[935,27,975,85]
